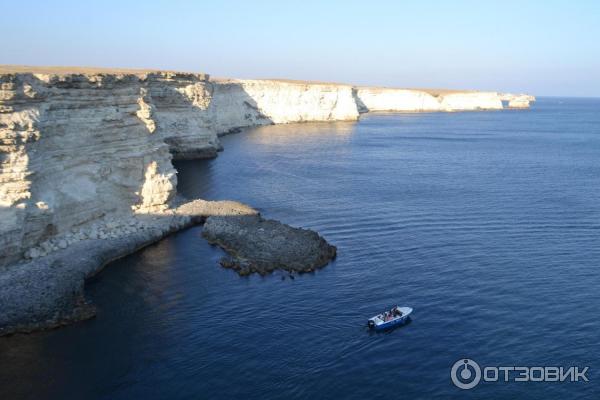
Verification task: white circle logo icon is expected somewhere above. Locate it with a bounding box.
[451,358,481,390]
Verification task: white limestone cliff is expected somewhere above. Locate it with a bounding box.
[499,93,537,108]
[354,88,442,112]
[0,66,534,267]
[438,91,503,111]
[354,88,506,112]
[0,70,360,266]
[0,73,181,266]
[208,79,359,133]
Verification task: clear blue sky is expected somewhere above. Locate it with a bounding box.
[2,0,599,96]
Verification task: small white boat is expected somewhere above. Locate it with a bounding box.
[367,306,413,331]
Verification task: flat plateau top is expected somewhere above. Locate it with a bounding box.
[217,78,474,94]
[0,65,200,76]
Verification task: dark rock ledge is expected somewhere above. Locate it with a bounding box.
[0,199,336,336]
[203,215,337,276]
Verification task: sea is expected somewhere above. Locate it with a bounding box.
[1,98,599,399]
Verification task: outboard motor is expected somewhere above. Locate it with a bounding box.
[368,320,375,329]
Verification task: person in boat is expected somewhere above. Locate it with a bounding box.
[393,308,402,317]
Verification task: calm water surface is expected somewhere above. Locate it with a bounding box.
[2,98,600,399]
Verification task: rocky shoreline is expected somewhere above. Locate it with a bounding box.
[0,199,336,336]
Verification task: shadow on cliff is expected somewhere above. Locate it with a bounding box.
[156,79,277,201]
[201,80,275,137]
[144,76,276,160]
[352,87,369,113]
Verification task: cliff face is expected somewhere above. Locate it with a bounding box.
[0,73,179,266]
[438,91,503,111]
[205,79,359,134]
[0,68,534,267]
[0,71,360,266]
[499,93,537,109]
[354,88,505,112]
[141,72,218,159]
[354,88,442,112]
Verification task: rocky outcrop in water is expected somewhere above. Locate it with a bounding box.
[202,214,337,276]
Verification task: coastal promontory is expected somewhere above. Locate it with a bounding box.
[0,65,534,335]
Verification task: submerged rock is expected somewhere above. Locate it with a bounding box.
[202,215,337,276]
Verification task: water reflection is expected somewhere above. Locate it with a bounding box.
[244,121,357,146]
[175,121,358,202]
[173,159,214,200]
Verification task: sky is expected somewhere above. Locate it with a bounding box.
[2,0,599,96]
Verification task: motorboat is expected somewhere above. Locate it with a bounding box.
[367,306,413,331]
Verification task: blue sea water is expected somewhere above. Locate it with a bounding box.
[1,98,600,399]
